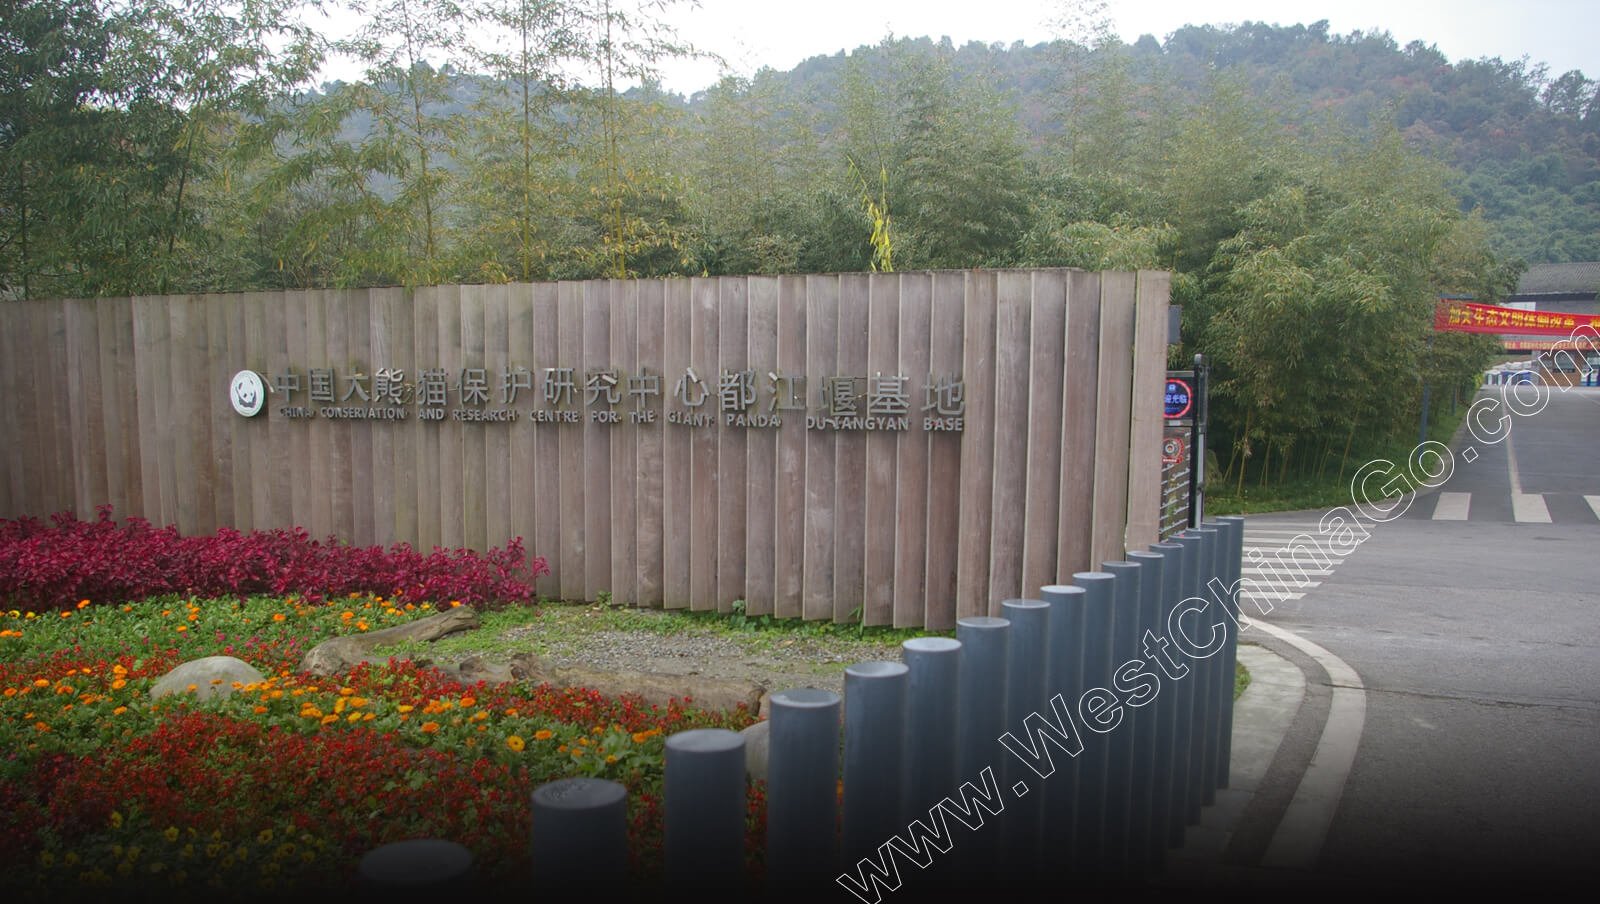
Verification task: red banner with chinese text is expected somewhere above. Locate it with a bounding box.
[1434,299,1600,336]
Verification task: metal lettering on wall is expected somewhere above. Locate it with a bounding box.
[242,364,966,432]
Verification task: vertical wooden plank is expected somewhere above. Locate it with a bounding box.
[922,272,966,631]
[302,289,331,540]
[285,290,314,534]
[581,280,613,599]
[96,300,128,517]
[323,289,352,543]
[1091,272,1138,566]
[659,279,692,608]
[368,288,398,547]
[987,272,1031,612]
[344,291,372,546]
[955,272,997,619]
[687,276,720,612]
[224,295,252,531]
[1,305,27,513]
[1021,270,1067,597]
[43,302,75,516]
[715,277,748,612]
[412,287,441,552]
[17,303,46,516]
[633,279,666,608]
[65,299,106,516]
[437,284,466,551]
[609,280,638,605]
[1125,272,1172,552]
[116,298,144,520]
[1059,271,1102,578]
[505,284,537,571]
[893,273,931,628]
[530,282,562,599]
[862,272,899,627]
[132,298,163,521]
[204,294,234,531]
[744,275,779,617]
[773,274,808,620]
[152,298,181,526]
[833,273,869,623]
[262,292,290,528]
[802,275,839,622]
[557,280,586,600]
[483,284,511,551]
[458,283,488,553]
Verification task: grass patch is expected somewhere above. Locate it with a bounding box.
[1236,660,1250,700]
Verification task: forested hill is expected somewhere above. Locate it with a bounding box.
[692,22,1599,265]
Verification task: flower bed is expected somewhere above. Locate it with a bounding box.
[0,591,763,897]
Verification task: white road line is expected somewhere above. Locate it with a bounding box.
[1432,491,1471,520]
[1586,496,1600,522]
[1243,567,1333,577]
[1240,591,1306,602]
[1245,620,1367,872]
[1507,431,1524,496]
[1512,493,1552,523]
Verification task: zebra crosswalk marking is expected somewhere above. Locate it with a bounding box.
[1432,492,1470,520]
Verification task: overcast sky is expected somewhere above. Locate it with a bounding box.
[642,0,1598,94]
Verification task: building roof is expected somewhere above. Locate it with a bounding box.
[1514,262,1600,296]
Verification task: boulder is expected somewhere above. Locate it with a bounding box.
[299,607,481,676]
[741,719,770,781]
[150,656,266,701]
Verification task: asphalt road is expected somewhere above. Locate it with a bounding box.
[1241,384,1600,890]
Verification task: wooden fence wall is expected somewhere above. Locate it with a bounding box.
[0,269,1169,629]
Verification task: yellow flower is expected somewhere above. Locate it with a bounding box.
[506,735,526,752]
[396,704,414,713]
[258,829,273,843]
[346,712,361,723]
[605,754,618,764]
[164,827,179,843]
[109,811,124,830]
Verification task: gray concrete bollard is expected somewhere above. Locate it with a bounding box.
[766,688,842,885]
[1100,561,1142,875]
[1071,572,1115,871]
[842,661,910,870]
[1171,531,1208,828]
[955,615,1010,880]
[1214,516,1247,790]
[359,839,473,890]
[1001,598,1051,875]
[902,636,962,824]
[1189,525,1223,807]
[1039,584,1086,860]
[665,728,748,886]
[530,778,629,887]
[1149,540,1190,849]
[1126,549,1168,871]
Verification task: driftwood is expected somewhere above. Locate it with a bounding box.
[298,607,480,676]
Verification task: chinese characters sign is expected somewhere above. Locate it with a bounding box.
[251,363,965,432]
[1433,299,1600,336]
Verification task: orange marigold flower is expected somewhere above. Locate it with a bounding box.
[3,688,15,697]
[111,679,127,690]
[449,600,461,608]
[33,679,50,687]
[571,747,584,757]
[272,613,286,622]
[459,696,476,708]
[77,599,90,609]
[396,704,415,714]
[60,611,72,618]
[534,729,554,741]
[356,622,368,631]
[176,626,187,632]
[34,722,49,732]
[253,706,268,714]
[631,732,650,744]
[362,712,375,722]
[320,714,338,725]
[605,754,618,764]
[421,721,441,734]
[113,706,128,715]
[186,684,197,692]
[347,712,361,723]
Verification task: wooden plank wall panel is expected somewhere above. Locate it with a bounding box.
[923,272,966,630]
[955,272,997,618]
[801,275,839,621]
[344,291,371,545]
[18,304,45,515]
[302,290,331,540]
[987,272,1032,610]
[687,277,720,611]
[659,279,692,608]
[773,275,808,619]
[893,273,932,628]
[504,285,536,568]
[1059,271,1102,578]
[203,295,232,533]
[833,274,869,622]
[715,277,748,612]
[437,285,465,551]
[148,298,179,525]
[1021,271,1067,597]
[529,283,562,599]
[862,272,899,626]
[633,279,666,607]
[96,300,128,517]
[1091,273,1138,565]
[44,302,75,516]
[368,289,398,546]
[459,284,488,553]
[412,287,441,552]
[556,281,585,600]
[284,291,314,536]
[63,299,101,515]
[1124,272,1171,552]
[0,307,16,513]
[117,299,145,519]
[581,280,613,599]
[483,284,511,551]
[264,293,292,528]
[744,275,778,616]
[223,296,251,530]
[608,280,638,604]
[321,290,350,541]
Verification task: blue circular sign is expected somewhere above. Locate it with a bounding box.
[1164,379,1193,419]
